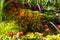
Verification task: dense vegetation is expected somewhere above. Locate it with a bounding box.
[0,0,60,40]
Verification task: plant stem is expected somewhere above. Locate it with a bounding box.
[0,0,4,23]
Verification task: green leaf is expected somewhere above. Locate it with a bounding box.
[0,0,4,23]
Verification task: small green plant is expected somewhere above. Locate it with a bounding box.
[0,21,20,36]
